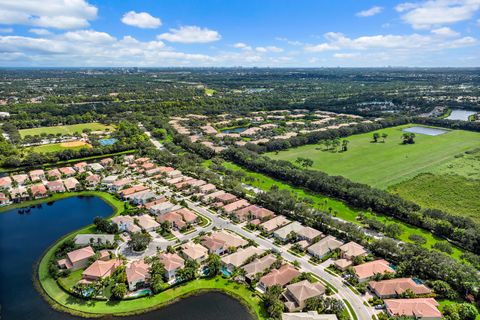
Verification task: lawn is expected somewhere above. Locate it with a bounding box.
[207,160,467,261]
[29,141,92,153]
[19,122,115,138]
[390,173,480,223]
[267,124,480,189]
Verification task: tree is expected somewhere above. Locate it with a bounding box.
[458,303,478,320]
[177,259,198,281]
[373,132,380,142]
[128,232,151,252]
[341,139,349,151]
[149,257,167,293]
[265,285,284,319]
[402,132,416,144]
[111,283,127,300]
[206,253,221,276]
[381,132,388,142]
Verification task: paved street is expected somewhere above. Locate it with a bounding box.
[141,124,376,320]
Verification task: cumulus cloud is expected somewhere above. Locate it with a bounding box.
[121,11,161,29]
[396,0,480,29]
[356,6,383,17]
[305,31,477,53]
[158,26,221,43]
[0,0,97,29]
[233,42,252,50]
[431,27,459,36]
[255,46,283,53]
[29,28,52,36]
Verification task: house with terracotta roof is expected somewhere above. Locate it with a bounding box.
[29,169,45,182]
[199,183,216,194]
[353,259,395,282]
[126,260,150,291]
[283,280,326,312]
[88,162,104,172]
[0,192,10,205]
[296,226,323,243]
[119,185,148,198]
[47,168,62,180]
[242,253,277,282]
[339,241,367,260]
[85,173,101,187]
[0,176,13,189]
[11,174,29,185]
[157,211,186,230]
[166,169,182,179]
[307,235,343,259]
[259,264,301,291]
[109,178,132,192]
[64,177,80,191]
[384,298,441,319]
[282,311,338,320]
[223,199,250,214]
[74,162,88,172]
[136,214,160,232]
[57,246,95,271]
[221,246,264,272]
[125,189,157,205]
[59,166,76,177]
[46,180,66,193]
[134,157,150,164]
[201,230,248,255]
[143,197,167,209]
[181,242,209,263]
[10,186,29,202]
[233,205,274,222]
[214,192,237,205]
[158,253,185,280]
[100,158,114,167]
[82,259,122,281]
[369,278,432,299]
[260,215,292,233]
[202,190,225,202]
[172,208,198,224]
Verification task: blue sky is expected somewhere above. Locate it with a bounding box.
[0,0,479,67]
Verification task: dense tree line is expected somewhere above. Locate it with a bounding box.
[222,147,480,254]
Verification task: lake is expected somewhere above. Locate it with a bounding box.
[0,196,253,320]
[403,126,448,136]
[446,109,476,121]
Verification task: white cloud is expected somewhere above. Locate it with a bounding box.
[356,6,383,17]
[431,27,459,36]
[158,26,221,43]
[255,46,283,53]
[121,11,161,29]
[333,53,359,58]
[0,0,97,29]
[304,43,339,52]
[233,42,252,50]
[29,28,52,35]
[0,27,12,33]
[305,31,477,53]
[396,0,480,29]
[62,30,116,44]
[275,37,303,46]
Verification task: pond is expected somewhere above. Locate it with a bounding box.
[0,196,254,320]
[446,109,476,121]
[403,126,448,136]
[221,127,248,134]
[99,138,118,146]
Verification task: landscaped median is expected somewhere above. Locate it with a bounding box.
[31,192,267,319]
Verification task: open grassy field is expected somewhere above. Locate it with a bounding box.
[389,173,480,223]
[19,122,115,138]
[267,124,480,189]
[29,141,92,153]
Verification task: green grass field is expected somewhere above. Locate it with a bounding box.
[19,122,115,138]
[267,125,480,189]
[389,173,480,223]
[29,142,92,153]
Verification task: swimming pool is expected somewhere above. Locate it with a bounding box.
[126,288,152,298]
[402,126,448,136]
[221,266,232,277]
[99,138,118,146]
